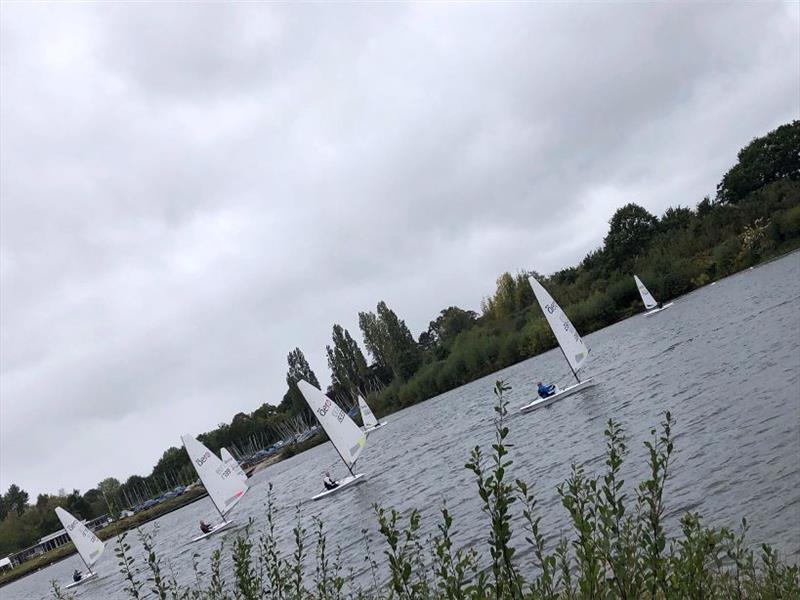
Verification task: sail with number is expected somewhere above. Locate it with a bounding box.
[182,434,247,518]
[528,276,589,374]
[298,380,366,470]
[221,447,247,483]
[55,507,105,570]
[358,395,378,430]
[634,275,658,310]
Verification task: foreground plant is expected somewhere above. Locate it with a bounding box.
[54,381,797,599]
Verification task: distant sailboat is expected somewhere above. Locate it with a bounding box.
[182,434,248,541]
[221,447,247,483]
[55,507,105,589]
[358,395,387,433]
[520,277,597,413]
[634,274,674,316]
[297,380,368,500]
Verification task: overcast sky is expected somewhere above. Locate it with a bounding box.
[1,3,797,498]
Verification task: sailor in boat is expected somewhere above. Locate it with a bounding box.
[537,381,556,398]
[199,520,212,534]
[72,569,82,583]
[323,472,339,490]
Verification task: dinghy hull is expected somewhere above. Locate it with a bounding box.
[644,302,674,317]
[519,378,596,413]
[311,473,366,501]
[190,519,234,543]
[64,571,98,589]
[363,421,387,434]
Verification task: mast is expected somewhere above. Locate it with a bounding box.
[558,342,581,384]
[77,547,92,575]
[327,430,355,477]
[211,495,226,522]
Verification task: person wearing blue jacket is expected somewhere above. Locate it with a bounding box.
[537,381,556,398]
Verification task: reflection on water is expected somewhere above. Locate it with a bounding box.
[4,253,799,599]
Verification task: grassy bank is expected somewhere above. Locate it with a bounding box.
[52,381,798,600]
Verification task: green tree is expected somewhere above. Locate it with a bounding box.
[82,489,106,518]
[3,484,29,516]
[717,120,800,204]
[152,447,188,481]
[229,412,257,444]
[35,493,50,510]
[483,272,534,320]
[697,195,713,217]
[64,489,91,520]
[0,512,36,556]
[513,273,535,312]
[358,310,391,369]
[281,347,319,416]
[427,306,477,347]
[660,206,694,232]
[97,477,122,517]
[97,477,121,498]
[603,203,659,266]
[490,273,518,319]
[286,347,319,388]
[196,422,235,458]
[326,324,369,395]
[377,301,421,381]
[418,330,436,350]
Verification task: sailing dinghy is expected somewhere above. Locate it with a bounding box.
[221,447,248,483]
[55,507,105,589]
[358,395,387,433]
[520,277,597,413]
[297,380,368,501]
[182,434,248,541]
[634,275,673,316]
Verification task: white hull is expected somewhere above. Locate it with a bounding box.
[519,379,596,413]
[644,302,674,317]
[363,421,387,434]
[311,473,366,501]
[190,519,234,542]
[64,571,98,589]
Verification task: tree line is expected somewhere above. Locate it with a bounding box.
[1,119,797,559]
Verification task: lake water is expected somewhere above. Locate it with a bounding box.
[4,253,799,599]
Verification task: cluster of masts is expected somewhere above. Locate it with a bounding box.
[56,274,667,589]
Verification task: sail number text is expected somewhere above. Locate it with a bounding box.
[318,398,346,423]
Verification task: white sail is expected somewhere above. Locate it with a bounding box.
[298,380,366,469]
[634,275,658,310]
[358,395,378,429]
[529,277,589,374]
[221,447,247,483]
[55,507,105,570]
[182,434,247,518]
